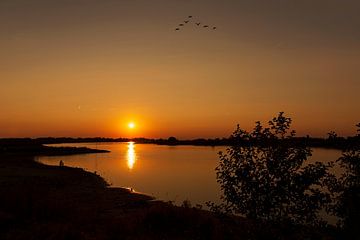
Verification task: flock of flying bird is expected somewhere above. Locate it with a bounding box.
[175,15,217,31]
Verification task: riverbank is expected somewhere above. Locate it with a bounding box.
[5,135,356,149]
[0,141,337,239]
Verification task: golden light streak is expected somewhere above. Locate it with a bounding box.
[127,142,136,170]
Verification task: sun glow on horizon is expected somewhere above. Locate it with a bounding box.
[128,122,135,129]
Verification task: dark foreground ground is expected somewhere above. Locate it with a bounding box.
[0,142,337,239]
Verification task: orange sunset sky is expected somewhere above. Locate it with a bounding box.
[1,0,359,138]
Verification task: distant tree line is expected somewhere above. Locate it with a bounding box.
[1,132,358,150]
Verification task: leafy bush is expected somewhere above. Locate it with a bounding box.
[332,123,360,237]
[212,112,333,226]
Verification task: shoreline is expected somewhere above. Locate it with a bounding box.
[0,141,338,239]
[43,140,346,151]
[2,136,354,150]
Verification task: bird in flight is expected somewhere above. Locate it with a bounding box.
[184,20,189,23]
[195,22,201,26]
[203,25,209,28]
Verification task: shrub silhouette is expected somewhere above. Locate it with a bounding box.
[212,112,333,226]
[332,123,360,237]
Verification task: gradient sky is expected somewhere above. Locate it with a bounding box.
[1,0,359,138]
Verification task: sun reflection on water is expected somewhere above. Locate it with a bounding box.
[127,142,136,170]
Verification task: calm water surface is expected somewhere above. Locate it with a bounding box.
[37,143,342,207]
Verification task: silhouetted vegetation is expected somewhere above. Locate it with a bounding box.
[208,113,360,239]
[329,123,360,238]
[0,138,109,156]
[210,112,335,227]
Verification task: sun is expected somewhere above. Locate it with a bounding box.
[128,122,135,129]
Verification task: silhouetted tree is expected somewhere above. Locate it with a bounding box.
[212,112,333,226]
[167,137,178,145]
[333,123,360,237]
[327,131,338,140]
